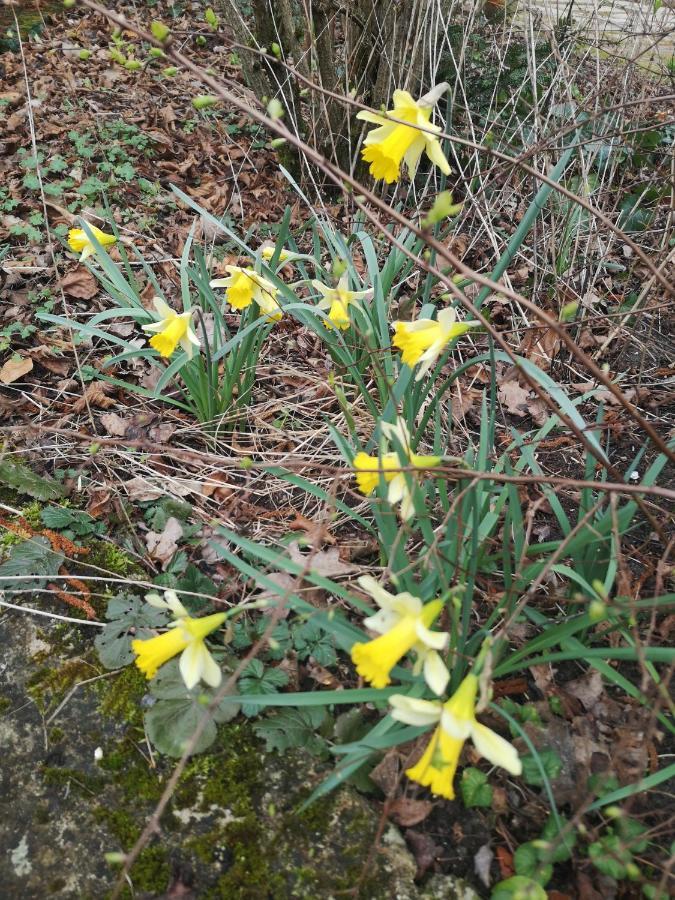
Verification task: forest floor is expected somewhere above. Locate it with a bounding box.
[0,1,673,898]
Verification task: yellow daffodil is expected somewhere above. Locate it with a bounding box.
[67,224,116,262]
[312,273,373,330]
[351,575,449,692]
[132,589,226,689]
[392,307,476,380]
[142,297,201,360]
[356,83,451,184]
[210,266,282,321]
[353,420,440,520]
[260,244,294,263]
[389,674,522,799]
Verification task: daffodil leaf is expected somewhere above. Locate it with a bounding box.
[95,593,167,669]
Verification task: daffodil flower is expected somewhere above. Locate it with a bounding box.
[356,83,451,184]
[353,420,440,520]
[132,589,226,689]
[392,307,476,380]
[351,575,449,692]
[210,265,282,321]
[260,244,294,264]
[67,224,116,262]
[312,273,373,330]
[389,674,522,799]
[142,297,201,360]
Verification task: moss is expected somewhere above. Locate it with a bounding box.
[94,809,170,894]
[177,723,263,817]
[213,816,285,900]
[84,540,144,580]
[41,765,105,797]
[21,500,42,528]
[49,726,65,743]
[28,659,98,713]
[96,667,145,726]
[0,695,11,714]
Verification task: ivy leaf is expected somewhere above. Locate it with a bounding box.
[0,536,64,594]
[460,767,493,808]
[94,593,167,669]
[175,564,218,612]
[540,814,576,863]
[513,842,552,886]
[144,659,239,756]
[253,707,328,756]
[0,457,64,500]
[237,659,289,716]
[293,619,337,666]
[589,833,632,879]
[520,749,563,786]
[491,875,547,900]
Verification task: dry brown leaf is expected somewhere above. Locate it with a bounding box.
[27,346,70,376]
[287,542,354,577]
[369,748,403,795]
[99,412,129,436]
[124,476,164,502]
[145,516,183,569]
[72,382,116,413]
[60,267,98,300]
[388,796,434,827]
[498,380,531,417]
[518,326,561,370]
[0,355,33,384]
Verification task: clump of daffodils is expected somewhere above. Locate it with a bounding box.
[389,674,522,799]
[392,307,476,380]
[312,272,373,330]
[353,419,440,520]
[356,84,451,184]
[67,223,116,262]
[132,589,226,689]
[351,576,449,694]
[142,297,201,360]
[210,266,282,321]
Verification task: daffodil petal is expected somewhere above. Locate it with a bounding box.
[388,694,442,726]
[471,722,522,775]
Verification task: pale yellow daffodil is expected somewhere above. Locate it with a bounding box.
[353,420,440,520]
[389,674,522,799]
[351,575,449,693]
[312,273,373,330]
[356,83,451,184]
[392,307,476,380]
[260,244,294,264]
[210,265,282,321]
[67,224,116,262]
[142,297,201,360]
[132,590,226,689]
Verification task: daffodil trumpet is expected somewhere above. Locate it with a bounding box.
[142,297,201,360]
[356,83,451,184]
[210,265,282,321]
[389,674,522,799]
[67,223,117,262]
[132,590,226,689]
[350,575,449,694]
[312,273,373,330]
